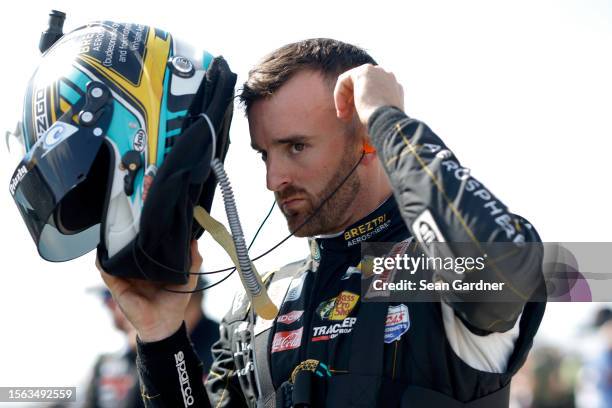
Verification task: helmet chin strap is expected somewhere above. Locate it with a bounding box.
[193,205,277,320]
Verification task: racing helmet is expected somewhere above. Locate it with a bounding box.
[9,16,237,283]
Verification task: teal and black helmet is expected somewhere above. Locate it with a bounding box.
[9,13,236,283]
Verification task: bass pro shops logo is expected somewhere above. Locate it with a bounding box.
[316,291,359,321]
[174,351,195,407]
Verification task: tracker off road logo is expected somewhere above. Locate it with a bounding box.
[312,317,357,342]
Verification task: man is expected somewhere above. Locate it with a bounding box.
[99,39,546,407]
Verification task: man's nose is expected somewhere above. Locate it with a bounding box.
[266,156,291,192]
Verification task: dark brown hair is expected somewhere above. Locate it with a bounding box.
[239,38,376,114]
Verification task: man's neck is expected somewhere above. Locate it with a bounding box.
[327,167,393,235]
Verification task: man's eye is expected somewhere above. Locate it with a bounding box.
[259,151,267,162]
[291,143,305,153]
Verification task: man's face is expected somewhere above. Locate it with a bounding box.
[249,70,362,237]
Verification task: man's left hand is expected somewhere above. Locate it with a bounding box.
[334,63,405,127]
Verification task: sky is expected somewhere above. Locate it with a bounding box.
[0,0,611,405]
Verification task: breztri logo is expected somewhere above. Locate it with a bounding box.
[174,351,194,407]
[9,165,27,196]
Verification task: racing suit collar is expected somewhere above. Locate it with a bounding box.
[310,195,405,254]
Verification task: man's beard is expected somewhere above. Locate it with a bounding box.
[276,150,361,237]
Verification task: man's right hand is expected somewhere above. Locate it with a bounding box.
[97,240,203,342]
[334,63,405,128]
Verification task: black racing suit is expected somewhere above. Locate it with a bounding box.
[79,315,218,408]
[135,106,546,407]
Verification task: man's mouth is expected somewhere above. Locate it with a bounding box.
[281,198,305,212]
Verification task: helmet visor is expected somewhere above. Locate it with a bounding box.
[9,118,109,261]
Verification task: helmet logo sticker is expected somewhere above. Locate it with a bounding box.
[41,122,78,158]
[133,129,146,152]
[34,88,49,135]
[9,165,28,196]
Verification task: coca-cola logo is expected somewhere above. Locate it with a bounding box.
[277,310,304,325]
[271,327,303,353]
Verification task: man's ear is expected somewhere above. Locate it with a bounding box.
[363,140,376,154]
[359,138,379,167]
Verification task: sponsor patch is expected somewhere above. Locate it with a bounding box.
[316,298,336,320]
[277,310,304,325]
[316,291,359,321]
[285,276,305,302]
[384,304,410,343]
[271,327,303,353]
[312,317,357,341]
[329,291,359,320]
[344,213,388,241]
